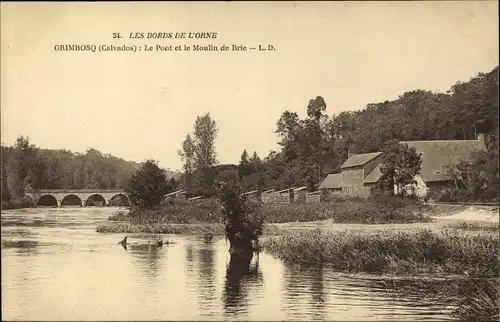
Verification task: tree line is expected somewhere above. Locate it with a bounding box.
[3,66,497,207]
[177,66,498,199]
[0,138,179,207]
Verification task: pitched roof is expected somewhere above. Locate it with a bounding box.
[319,173,342,189]
[400,139,487,182]
[341,152,383,169]
[363,164,384,184]
[164,190,185,197]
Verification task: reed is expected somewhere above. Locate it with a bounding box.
[449,276,499,321]
[111,195,431,225]
[445,221,500,232]
[96,222,285,235]
[382,275,499,321]
[262,229,499,276]
[261,196,431,224]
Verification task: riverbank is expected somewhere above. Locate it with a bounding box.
[261,228,499,321]
[96,222,286,235]
[98,195,432,228]
[1,198,33,211]
[261,228,499,276]
[96,197,499,235]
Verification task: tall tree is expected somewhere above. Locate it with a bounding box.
[275,111,302,161]
[238,149,251,178]
[193,113,219,170]
[178,134,196,189]
[188,113,219,196]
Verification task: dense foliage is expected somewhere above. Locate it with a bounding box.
[178,66,498,199]
[0,137,179,208]
[125,159,175,209]
[441,149,500,202]
[378,141,423,194]
[179,113,219,197]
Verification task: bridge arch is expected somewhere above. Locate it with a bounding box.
[109,193,130,206]
[37,194,58,207]
[61,194,82,207]
[85,194,106,207]
[24,195,37,207]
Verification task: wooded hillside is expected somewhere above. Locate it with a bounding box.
[182,66,498,195]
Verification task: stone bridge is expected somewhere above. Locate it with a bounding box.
[24,189,130,207]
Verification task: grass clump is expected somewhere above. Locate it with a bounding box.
[127,198,222,224]
[108,211,128,221]
[113,194,431,226]
[262,229,499,276]
[449,277,499,321]
[96,222,225,234]
[262,195,431,224]
[382,275,499,321]
[445,221,499,232]
[96,222,285,236]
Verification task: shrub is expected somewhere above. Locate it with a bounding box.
[125,159,171,208]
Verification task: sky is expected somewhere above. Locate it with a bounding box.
[1,1,498,171]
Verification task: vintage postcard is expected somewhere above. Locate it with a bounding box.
[1,1,499,321]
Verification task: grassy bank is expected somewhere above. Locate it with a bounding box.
[96,221,285,235]
[262,229,499,277]
[263,195,431,224]
[444,221,500,233]
[104,195,431,227]
[262,228,499,320]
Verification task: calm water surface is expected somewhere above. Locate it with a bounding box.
[2,208,456,321]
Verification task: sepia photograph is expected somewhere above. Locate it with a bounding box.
[1,1,499,321]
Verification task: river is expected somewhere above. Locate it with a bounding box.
[1,207,456,321]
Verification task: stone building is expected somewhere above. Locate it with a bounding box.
[397,134,488,198]
[340,152,383,198]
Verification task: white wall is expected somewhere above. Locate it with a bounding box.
[393,175,429,198]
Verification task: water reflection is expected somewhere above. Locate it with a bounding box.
[1,208,464,321]
[185,243,195,273]
[282,265,326,320]
[308,267,325,316]
[197,243,217,316]
[223,253,264,317]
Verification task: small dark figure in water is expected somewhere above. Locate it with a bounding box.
[118,236,128,250]
[118,236,169,250]
[203,233,213,243]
